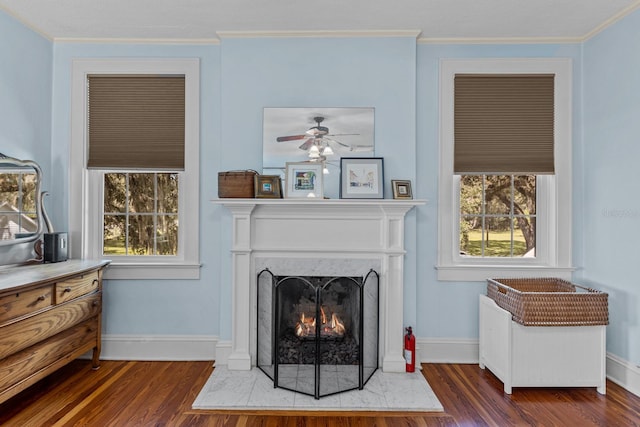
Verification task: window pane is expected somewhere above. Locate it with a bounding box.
[484,216,515,256]
[156,215,178,255]
[157,173,178,214]
[104,214,126,254]
[516,215,536,256]
[484,175,511,215]
[460,216,482,255]
[104,173,126,213]
[460,175,483,215]
[128,174,155,213]
[514,175,536,215]
[128,214,155,255]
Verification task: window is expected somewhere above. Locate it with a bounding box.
[70,59,200,280]
[437,58,573,281]
[459,175,536,258]
[103,172,179,256]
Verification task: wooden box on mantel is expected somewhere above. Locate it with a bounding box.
[218,170,258,198]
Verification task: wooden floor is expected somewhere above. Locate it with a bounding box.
[1,360,639,426]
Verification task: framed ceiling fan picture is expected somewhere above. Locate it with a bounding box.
[263,107,375,173]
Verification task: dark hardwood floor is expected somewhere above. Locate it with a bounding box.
[0,360,638,426]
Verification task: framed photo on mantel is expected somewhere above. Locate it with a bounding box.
[285,162,324,198]
[340,157,384,199]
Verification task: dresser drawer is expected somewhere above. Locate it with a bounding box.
[0,317,99,394]
[55,272,100,303]
[0,286,53,324]
[0,292,101,359]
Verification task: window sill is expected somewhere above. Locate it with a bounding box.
[435,264,575,282]
[103,262,201,280]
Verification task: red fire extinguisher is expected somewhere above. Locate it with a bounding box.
[404,326,416,372]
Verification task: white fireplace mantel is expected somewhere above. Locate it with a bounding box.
[214,198,425,373]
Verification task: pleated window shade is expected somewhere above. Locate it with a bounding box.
[87,75,185,170]
[454,74,555,174]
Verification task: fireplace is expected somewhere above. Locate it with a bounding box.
[215,199,423,373]
[257,269,379,399]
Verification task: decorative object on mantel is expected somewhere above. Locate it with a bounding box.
[254,175,282,199]
[285,162,324,198]
[340,157,384,199]
[218,170,258,198]
[263,108,375,179]
[392,180,413,200]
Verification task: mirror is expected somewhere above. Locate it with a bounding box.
[0,153,45,247]
[263,107,375,174]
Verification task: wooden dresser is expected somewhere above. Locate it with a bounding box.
[0,259,110,404]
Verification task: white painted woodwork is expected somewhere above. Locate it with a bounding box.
[479,294,606,394]
[215,199,424,373]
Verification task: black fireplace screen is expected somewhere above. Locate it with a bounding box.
[257,269,379,399]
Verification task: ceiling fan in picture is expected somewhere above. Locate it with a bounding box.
[276,116,369,161]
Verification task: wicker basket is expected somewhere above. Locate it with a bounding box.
[486,278,608,326]
[218,170,258,198]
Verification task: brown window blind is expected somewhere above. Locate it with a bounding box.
[454,74,554,174]
[87,75,185,170]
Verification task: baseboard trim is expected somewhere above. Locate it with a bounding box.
[214,340,232,365]
[417,338,639,397]
[417,338,479,364]
[94,335,639,397]
[99,335,218,361]
[606,352,640,397]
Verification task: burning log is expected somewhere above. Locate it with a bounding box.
[295,306,345,339]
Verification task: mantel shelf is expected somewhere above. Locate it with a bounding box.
[212,198,426,207]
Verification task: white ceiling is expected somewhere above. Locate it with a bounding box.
[0,0,639,42]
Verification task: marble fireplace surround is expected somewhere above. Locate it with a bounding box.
[216,199,424,373]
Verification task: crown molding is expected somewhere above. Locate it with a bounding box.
[0,4,52,41]
[417,36,583,45]
[582,1,640,41]
[216,30,422,39]
[52,37,220,45]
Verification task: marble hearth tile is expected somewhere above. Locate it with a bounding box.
[293,390,342,409]
[192,367,256,407]
[381,370,442,410]
[192,366,444,412]
[248,374,296,408]
[339,374,387,409]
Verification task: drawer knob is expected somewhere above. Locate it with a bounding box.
[63,287,72,293]
[37,295,46,302]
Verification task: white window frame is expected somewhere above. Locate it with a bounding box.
[70,58,200,280]
[437,58,573,281]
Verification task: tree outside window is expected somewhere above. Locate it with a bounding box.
[459,175,536,257]
[103,172,178,256]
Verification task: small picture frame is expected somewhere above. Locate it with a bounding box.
[254,175,282,198]
[391,180,413,199]
[285,162,324,198]
[340,157,384,199]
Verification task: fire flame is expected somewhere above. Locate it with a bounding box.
[295,307,345,338]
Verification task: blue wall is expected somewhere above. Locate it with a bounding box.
[581,10,640,366]
[2,7,639,367]
[0,12,52,263]
[0,12,51,175]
